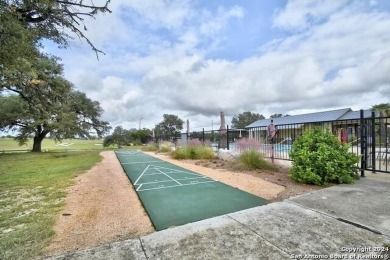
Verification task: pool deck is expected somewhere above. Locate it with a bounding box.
[48,174,390,259]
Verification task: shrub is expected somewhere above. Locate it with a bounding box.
[159,142,171,153]
[233,150,276,171]
[194,146,216,159]
[289,128,359,186]
[141,142,159,151]
[172,146,216,160]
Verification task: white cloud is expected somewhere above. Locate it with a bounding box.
[273,0,350,31]
[199,6,244,36]
[45,1,390,131]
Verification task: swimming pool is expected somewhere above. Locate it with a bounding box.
[274,144,292,151]
[228,143,292,152]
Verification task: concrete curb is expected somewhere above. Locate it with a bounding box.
[47,178,390,260]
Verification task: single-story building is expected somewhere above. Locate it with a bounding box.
[245,108,375,144]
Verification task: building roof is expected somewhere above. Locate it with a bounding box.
[246,108,374,128]
[338,109,375,120]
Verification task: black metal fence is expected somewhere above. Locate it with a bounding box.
[154,111,390,174]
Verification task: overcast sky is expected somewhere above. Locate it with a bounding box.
[44,0,390,131]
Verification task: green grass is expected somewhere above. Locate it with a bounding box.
[172,146,216,160]
[0,137,109,152]
[233,150,277,171]
[0,151,102,259]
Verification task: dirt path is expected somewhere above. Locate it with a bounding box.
[46,151,154,255]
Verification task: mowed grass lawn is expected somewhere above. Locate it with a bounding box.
[0,138,106,152]
[0,151,102,259]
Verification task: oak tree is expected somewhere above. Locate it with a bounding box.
[0,55,110,152]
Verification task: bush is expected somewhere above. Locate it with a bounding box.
[159,142,171,153]
[233,150,276,171]
[289,128,359,186]
[172,146,216,160]
[141,142,159,151]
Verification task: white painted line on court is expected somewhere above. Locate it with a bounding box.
[149,165,203,177]
[134,164,214,190]
[121,161,162,165]
[134,165,152,185]
[154,167,181,185]
[136,176,210,185]
[137,180,216,192]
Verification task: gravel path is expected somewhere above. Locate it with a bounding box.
[46,151,154,256]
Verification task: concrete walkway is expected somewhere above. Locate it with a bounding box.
[48,176,390,260]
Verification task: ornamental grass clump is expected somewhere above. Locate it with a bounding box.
[234,150,277,171]
[172,139,215,160]
[289,128,359,186]
[158,142,171,153]
[141,141,159,151]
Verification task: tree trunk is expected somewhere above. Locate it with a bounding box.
[32,135,44,152]
[32,129,48,152]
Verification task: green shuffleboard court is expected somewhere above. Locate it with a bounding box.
[115,150,267,230]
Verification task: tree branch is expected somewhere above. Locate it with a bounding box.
[5,87,32,103]
[57,1,112,12]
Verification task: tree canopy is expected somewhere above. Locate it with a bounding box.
[231,112,265,129]
[0,55,110,152]
[1,0,111,90]
[0,1,112,152]
[103,126,152,147]
[1,0,111,56]
[0,90,110,152]
[270,113,290,118]
[154,114,184,140]
[372,103,390,117]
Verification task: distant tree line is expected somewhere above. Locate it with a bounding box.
[103,127,152,147]
[231,112,290,129]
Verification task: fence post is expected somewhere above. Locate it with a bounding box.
[226,125,229,150]
[360,109,366,177]
[371,111,376,173]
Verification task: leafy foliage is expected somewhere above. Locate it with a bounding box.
[0,2,40,87]
[372,103,390,117]
[0,56,110,152]
[289,128,359,186]
[270,113,290,118]
[231,112,265,129]
[154,114,184,140]
[1,0,111,59]
[103,127,152,147]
